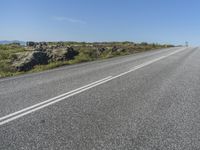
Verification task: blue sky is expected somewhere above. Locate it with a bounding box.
[1,0,200,45]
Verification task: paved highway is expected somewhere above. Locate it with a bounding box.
[0,47,200,149]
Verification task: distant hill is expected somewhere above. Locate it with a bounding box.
[0,40,26,45]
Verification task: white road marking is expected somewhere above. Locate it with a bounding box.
[0,76,114,126]
[129,48,186,71]
[0,47,186,126]
[0,76,112,123]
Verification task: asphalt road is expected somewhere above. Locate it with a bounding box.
[0,47,200,150]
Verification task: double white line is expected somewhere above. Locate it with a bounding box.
[0,76,113,126]
[0,47,186,126]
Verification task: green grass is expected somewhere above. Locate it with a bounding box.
[0,44,26,78]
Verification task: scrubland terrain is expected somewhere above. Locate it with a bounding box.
[0,41,173,78]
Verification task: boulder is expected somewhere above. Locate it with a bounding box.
[40,42,47,46]
[66,47,79,59]
[112,46,118,52]
[12,51,49,71]
[116,48,126,52]
[26,41,36,47]
[35,44,45,51]
[111,46,125,53]
[88,49,101,58]
[98,47,106,53]
[47,47,79,62]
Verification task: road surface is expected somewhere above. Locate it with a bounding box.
[0,47,200,150]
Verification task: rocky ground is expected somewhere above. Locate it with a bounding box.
[0,41,173,78]
[12,42,79,71]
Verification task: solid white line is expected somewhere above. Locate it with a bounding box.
[0,47,186,126]
[0,76,114,126]
[0,76,112,122]
[130,48,186,71]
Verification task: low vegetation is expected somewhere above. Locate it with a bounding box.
[0,41,174,78]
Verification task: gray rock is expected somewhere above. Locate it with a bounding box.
[26,41,36,47]
[47,47,79,62]
[66,47,79,59]
[112,46,118,52]
[111,46,126,53]
[12,51,49,71]
[98,47,106,53]
[117,48,126,52]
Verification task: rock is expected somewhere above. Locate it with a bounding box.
[98,47,106,53]
[26,41,36,47]
[66,47,79,59]
[35,44,45,51]
[47,47,79,62]
[111,46,125,53]
[26,42,48,50]
[88,49,101,58]
[57,42,64,47]
[112,46,118,52]
[116,48,126,52]
[47,49,67,61]
[40,42,47,46]
[12,51,49,71]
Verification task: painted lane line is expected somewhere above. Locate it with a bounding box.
[0,76,112,122]
[0,48,186,126]
[0,76,114,126]
[130,48,186,71]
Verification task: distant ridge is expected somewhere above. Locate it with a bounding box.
[0,40,26,45]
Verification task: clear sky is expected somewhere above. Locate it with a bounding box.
[1,0,200,45]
